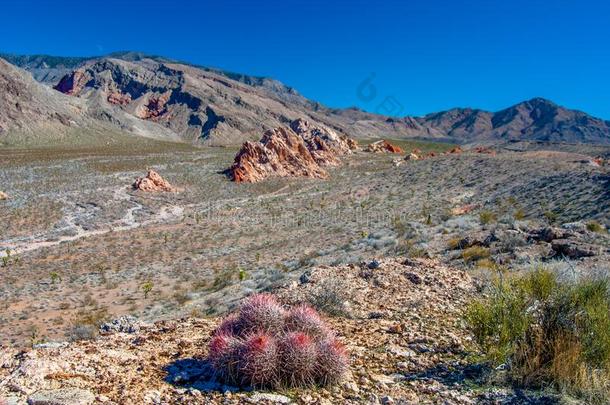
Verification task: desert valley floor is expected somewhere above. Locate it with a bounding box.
[1,138,609,404]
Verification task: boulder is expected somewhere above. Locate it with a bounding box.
[100,315,141,334]
[0,191,7,200]
[450,204,478,216]
[404,153,419,161]
[228,119,357,183]
[551,239,596,259]
[366,140,404,154]
[133,170,177,192]
[528,227,567,243]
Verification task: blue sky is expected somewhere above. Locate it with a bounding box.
[1,0,609,118]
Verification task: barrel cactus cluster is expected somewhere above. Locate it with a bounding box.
[207,293,348,388]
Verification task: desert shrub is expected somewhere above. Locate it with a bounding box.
[479,210,497,225]
[211,266,237,291]
[396,238,429,258]
[462,246,490,263]
[207,294,348,389]
[465,269,610,402]
[513,208,526,221]
[307,278,351,317]
[172,289,190,305]
[498,233,527,254]
[68,307,109,341]
[586,221,606,234]
[544,210,558,224]
[475,258,497,270]
[448,237,462,250]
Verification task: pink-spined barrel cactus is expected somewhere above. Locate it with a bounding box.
[284,304,332,340]
[279,332,317,387]
[237,293,286,335]
[206,293,348,388]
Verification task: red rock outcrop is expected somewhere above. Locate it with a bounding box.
[366,140,404,154]
[404,146,467,162]
[107,91,131,105]
[472,146,496,155]
[132,170,177,192]
[54,70,90,96]
[137,92,172,121]
[228,119,357,183]
[450,204,479,216]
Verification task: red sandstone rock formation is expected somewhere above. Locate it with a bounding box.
[450,204,479,216]
[137,92,172,121]
[54,70,89,96]
[592,156,605,167]
[132,170,177,192]
[366,140,404,154]
[472,146,496,155]
[228,119,357,183]
[107,91,132,105]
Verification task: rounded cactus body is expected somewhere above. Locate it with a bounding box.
[207,293,349,388]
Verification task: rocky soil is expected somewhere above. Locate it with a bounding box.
[0,258,562,404]
[0,140,608,349]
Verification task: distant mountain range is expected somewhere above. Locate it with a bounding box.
[1,52,609,145]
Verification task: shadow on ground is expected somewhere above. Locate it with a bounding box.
[163,358,241,393]
[405,362,561,405]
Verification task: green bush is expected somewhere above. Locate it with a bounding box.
[543,210,558,224]
[462,246,490,263]
[479,210,497,225]
[513,208,526,221]
[586,221,606,234]
[465,269,610,402]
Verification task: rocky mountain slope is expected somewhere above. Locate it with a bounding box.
[421,98,610,144]
[2,52,610,146]
[0,58,86,136]
[51,57,327,145]
[0,57,188,145]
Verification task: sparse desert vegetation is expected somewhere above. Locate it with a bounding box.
[0,137,609,403]
[467,268,610,403]
[1,4,610,401]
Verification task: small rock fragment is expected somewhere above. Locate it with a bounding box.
[27,388,95,405]
[99,315,141,334]
[248,392,292,404]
